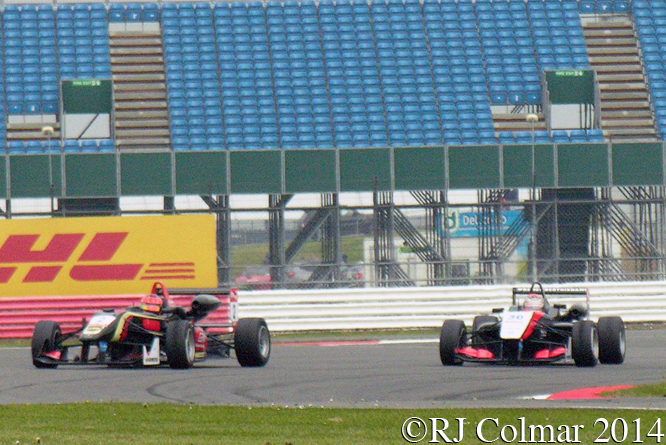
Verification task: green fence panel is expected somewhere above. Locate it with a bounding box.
[6,144,666,198]
[394,146,445,190]
[339,148,391,191]
[612,143,664,186]
[175,151,227,195]
[10,154,62,198]
[558,143,609,187]
[229,150,282,194]
[448,145,500,189]
[503,144,556,188]
[120,152,172,196]
[65,153,117,197]
[285,149,336,193]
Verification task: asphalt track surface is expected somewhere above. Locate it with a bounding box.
[3,329,666,409]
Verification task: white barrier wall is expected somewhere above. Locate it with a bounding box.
[237,281,666,331]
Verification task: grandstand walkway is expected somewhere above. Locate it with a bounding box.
[110,25,171,151]
[582,15,658,142]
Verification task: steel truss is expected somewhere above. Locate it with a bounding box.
[3,186,664,287]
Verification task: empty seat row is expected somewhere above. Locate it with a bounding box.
[1,0,624,153]
[4,139,114,154]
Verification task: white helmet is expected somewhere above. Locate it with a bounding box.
[524,293,545,311]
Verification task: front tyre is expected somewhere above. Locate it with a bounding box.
[234,318,271,367]
[165,320,195,369]
[439,320,466,366]
[597,316,626,364]
[31,321,62,369]
[572,320,599,367]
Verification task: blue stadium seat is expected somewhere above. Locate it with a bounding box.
[99,139,115,153]
[533,131,551,144]
[498,132,516,145]
[587,129,605,142]
[515,131,533,144]
[8,141,26,154]
[552,130,570,144]
[613,1,629,12]
[570,129,588,143]
[63,139,81,153]
[579,1,594,13]
[80,139,99,153]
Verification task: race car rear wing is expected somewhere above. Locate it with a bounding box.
[511,282,589,308]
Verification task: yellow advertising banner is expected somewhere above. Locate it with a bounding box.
[0,214,217,296]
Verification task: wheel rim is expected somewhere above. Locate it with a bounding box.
[591,327,599,358]
[618,328,626,356]
[186,331,195,363]
[257,325,270,358]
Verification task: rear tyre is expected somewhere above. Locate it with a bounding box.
[165,320,195,369]
[597,316,626,364]
[235,318,271,367]
[571,320,599,367]
[439,320,466,366]
[31,321,61,369]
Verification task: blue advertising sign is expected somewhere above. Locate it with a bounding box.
[437,209,523,238]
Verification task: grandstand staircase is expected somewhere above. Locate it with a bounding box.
[582,16,659,142]
[109,28,171,151]
[5,121,61,143]
[492,109,547,134]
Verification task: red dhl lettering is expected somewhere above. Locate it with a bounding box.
[78,232,128,261]
[0,233,194,284]
[0,234,84,263]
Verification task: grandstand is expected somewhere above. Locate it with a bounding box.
[1,0,664,154]
[1,0,666,289]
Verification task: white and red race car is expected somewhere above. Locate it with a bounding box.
[439,282,625,367]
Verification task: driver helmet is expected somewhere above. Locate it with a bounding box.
[140,294,164,313]
[523,293,545,311]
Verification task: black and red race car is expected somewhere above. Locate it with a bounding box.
[31,282,270,369]
[439,282,625,367]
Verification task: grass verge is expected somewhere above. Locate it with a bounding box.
[1,404,664,445]
[604,382,666,398]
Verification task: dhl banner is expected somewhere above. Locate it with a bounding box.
[0,214,217,297]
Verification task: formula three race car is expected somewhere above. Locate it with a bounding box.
[31,282,270,369]
[439,282,626,367]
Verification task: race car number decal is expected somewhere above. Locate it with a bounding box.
[500,312,533,340]
[81,313,117,336]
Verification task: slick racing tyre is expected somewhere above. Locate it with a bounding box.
[439,319,466,366]
[31,320,62,369]
[165,320,195,369]
[234,318,271,367]
[597,316,626,365]
[572,320,599,367]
